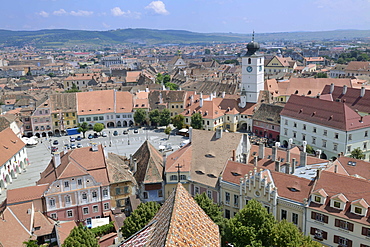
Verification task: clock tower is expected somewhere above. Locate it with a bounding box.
[240,33,264,107]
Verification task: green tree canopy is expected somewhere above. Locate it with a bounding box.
[93,123,104,134]
[23,238,39,247]
[121,201,161,239]
[149,109,160,126]
[305,144,316,155]
[65,83,81,93]
[164,126,172,139]
[62,223,98,247]
[171,114,185,130]
[133,108,147,126]
[77,122,89,138]
[316,72,327,78]
[159,109,171,126]
[165,82,179,90]
[350,147,365,159]
[191,112,203,129]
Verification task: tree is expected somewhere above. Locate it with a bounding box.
[23,238,39,247]
[90,221,115,238]
[62,223,98,247]
[149,109,160,126]
[121,201,160,239]
[133,109,147,126]
[159,109,171,126]
[223,199,276,247]
[165,82,179,90]
[350,147,365,159]
[155,73,164,84]
[164,126,172,139]
[191,112,203,129]
[273,220,306,247]
[77,122,89,138]
[171,114,185,130]
[194,193,226,236]
[93,123,104,134]
[65,83,81,93]
[316,72,327,78]
[305,144,316,155]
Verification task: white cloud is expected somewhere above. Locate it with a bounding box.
[53,9,67,16]
[38,11,49,17]
[111,7,141,18]
[70,10,93,16]
[145,1,169,15]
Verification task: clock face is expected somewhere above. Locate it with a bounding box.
[246,66,253,72]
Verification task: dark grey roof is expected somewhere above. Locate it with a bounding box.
[252,103,283,125]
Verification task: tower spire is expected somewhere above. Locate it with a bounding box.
[252,30,255,42]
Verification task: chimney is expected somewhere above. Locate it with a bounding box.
[189,127,193,142]
[272,146,278,162]
[275,161,280,172]
[360,86,365,97]
[288,138,293,149]
[300,151,307,168]
[163,153,167,167]
[302,141,307,153]
[91,143,98,152]
[343,85,347,95]
[286,148,291,164]
[190,95,194,105]
[53,152,61,168]
[200,97,203,108]
[316,169,321,180]
[133,158,137,174]
[216,128,222,139]
[159,92,163,104]
[291,158,296,174]
[254,156,258,167]
[316,149,322,158]
[258,143,264,159]
[329,83,334,94]
[222,91,226,98]
[285,163,290,174]
[145,87,149,92]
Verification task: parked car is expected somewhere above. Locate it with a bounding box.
[70,137,76,142]
[134,129,139,133]
[77,143,83,148]
[123,130,128,135]
[51,146,58,152]
[52,140,59,145]
[93,133,99,138]
[76,136,82,141]
[113,130,118,136]
[88,134,94,139]
[64,144,70,149]
[70,143,76,149]
[101,132,107,137]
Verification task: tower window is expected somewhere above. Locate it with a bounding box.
[248,58,251,64]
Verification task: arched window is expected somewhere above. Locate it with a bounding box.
[248,58,251,64]
[180,175,187,180]
[170,175,178,181]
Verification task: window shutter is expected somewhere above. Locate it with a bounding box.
[333,235,339,243]
[347,239,353,247]
[311,211,316,219]
[323,231,328,240]
[362,227,368,236]
[324,215,329,223]
[310,227,316,235]
[335,219,340,227]
[348,222,354,231]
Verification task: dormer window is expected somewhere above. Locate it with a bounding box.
[354,206,362,215]
[351,198,369,216]
[314,196,321,203]
[330,193,348,210]
[333,201,341,208]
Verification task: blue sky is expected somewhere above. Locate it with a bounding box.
[1,0,370,33]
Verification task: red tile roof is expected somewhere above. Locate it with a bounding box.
[7,184,49,204]
[0,127,26,166]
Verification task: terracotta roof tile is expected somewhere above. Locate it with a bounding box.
[7,184,49,204]
[0,127,26,166]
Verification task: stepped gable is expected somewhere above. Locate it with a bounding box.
[120,183,220,247]
[132,140,163,184]
[281,94,370,131]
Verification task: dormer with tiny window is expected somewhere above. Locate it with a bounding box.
[311,188,328,205]
[330,193,348,210]
[350,198,369,216]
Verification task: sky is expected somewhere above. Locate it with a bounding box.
[1,0,370,34]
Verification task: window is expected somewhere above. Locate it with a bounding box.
[313,127,317,133]
[234,195,239,207]
[293,131,297,138]
[64,181,69,188]
[334,201,341,208]
[170,175,178,181]
[302,134,306,141]
[73,120,76,125]
[322,140,327,148]
[92,191,97,198]
[348,134,352,141]
[99,116,104,120]
[49,198,55,207]
[362,227,370,237]
[93,205,98,213]
[82,193,87,200]
[335,133,339,139]
[293,122,297,128]
[116,187,121,195]
[116,199,123,207]
[86,117,91,121]
[281,209,287,220]
[284,128,288,135]
[67,210,73,218]
[311,212,329,223]
[347,145,351,152]
[334,143,338,151]
[312,137,316,145]
[303,124,306,130]
[355,206,362,214]
[314,196,321,203]
[78,179,82,186]
[292,213,298,225]
[143,192,148,199]
[334,236,352,247]
[51,213,57,219]
[364,142,368,150]
[225,209,230,219]
[285,119,288,125]
[180,175,186,180]
[103,189,108,197]
[80,118,84,122]
[93,117,98,121]
[323,130,327,136]
[65,195,71,204]
[124,186,129,194]
[104,203,109,210]
[335,219,353,231]
[225,192,230,205]
[55,121,58,126]
[207,190,212,200]
[365,131,368,137]
[83,207,89,215]
[158,190,163,198]
[195,186,200,195]
[116,115,120,118]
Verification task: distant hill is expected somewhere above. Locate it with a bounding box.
[0,28,369,48]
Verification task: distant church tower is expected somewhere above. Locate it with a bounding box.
[239,32,264,107]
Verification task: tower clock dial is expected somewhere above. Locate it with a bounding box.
[246,66,253,72]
